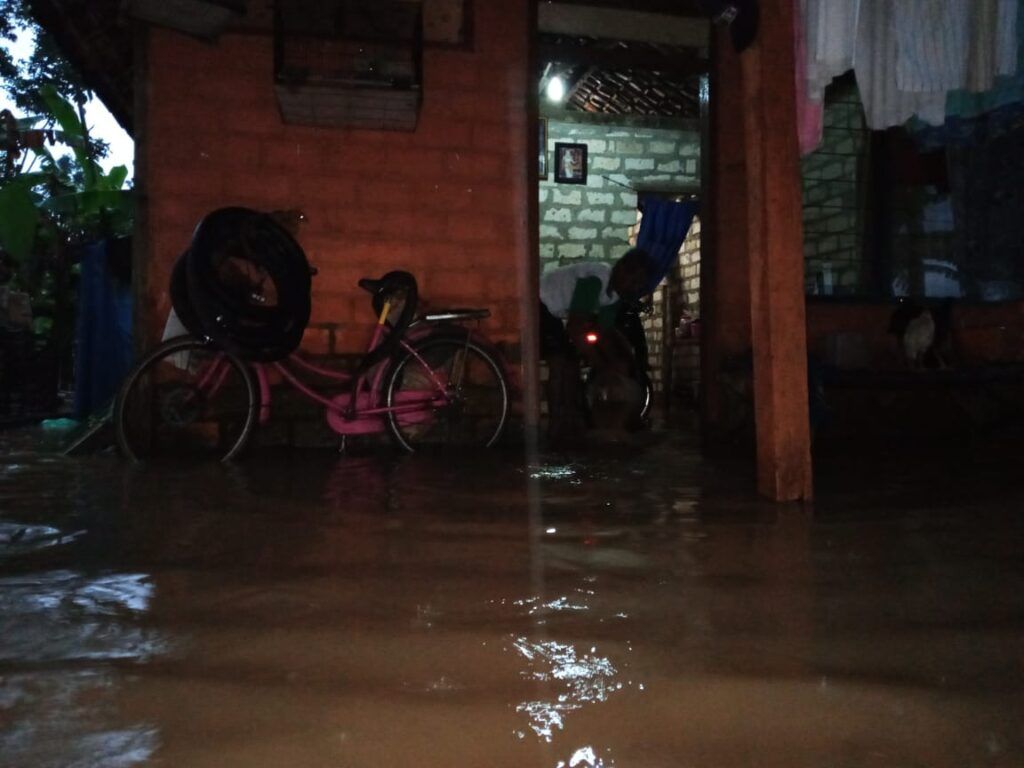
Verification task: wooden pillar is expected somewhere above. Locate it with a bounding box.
[740,0,813,500]
[701,27,753,442]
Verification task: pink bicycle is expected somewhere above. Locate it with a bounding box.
[114,271,511,461]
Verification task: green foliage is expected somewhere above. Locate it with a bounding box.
[0,84,133,263]
[1,2,130,385]
[1,80,132,357]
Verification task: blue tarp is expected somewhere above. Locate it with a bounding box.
[636,196,700,295]
[73,239,133,418]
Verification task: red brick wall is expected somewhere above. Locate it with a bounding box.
[141,0,531,357]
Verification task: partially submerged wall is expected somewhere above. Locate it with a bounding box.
[140,0,531,360]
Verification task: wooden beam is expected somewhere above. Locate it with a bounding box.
[539,105,699,131]
[538,4,708,48]
[538,42,708,79]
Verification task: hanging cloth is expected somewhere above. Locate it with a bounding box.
[909,0,1024,149]
[799,0,1019,135]
[964,0,1018,91]
[945,0,1024,120]
[894,0,1017,94]
[854,0,947,130]
[802,0,861,103]
[73,239,134,418]
[635,197,700,296]
[893,0,971,93]
[794,2,824,154]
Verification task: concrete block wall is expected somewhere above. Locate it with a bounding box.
[801,79,867,296]
[676,217,701,316]
[538,120,700,272]
[643,283,666,397]
[670,218,701,406]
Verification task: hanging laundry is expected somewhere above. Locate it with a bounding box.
[964,0,1018,92]
[893,0,970,92]
[798,0,1021,138]
[854,0,946,130]
[801,0,861,104]
[635,197,699,296]
[894,0,1017,94]
[794,2,824,154]
[908,1,1024,148]
[912,100,1024,149]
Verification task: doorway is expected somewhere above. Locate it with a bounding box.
[534,2,709,420]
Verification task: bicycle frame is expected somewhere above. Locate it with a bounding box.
[191,310,480,438]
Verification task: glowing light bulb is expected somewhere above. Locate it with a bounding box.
[546,76,565,102]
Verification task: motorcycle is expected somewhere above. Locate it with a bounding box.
[580,299,654,425]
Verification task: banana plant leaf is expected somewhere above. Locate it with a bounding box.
[38,85,90,173]
[3,172,52,190]
[101,165,129,191]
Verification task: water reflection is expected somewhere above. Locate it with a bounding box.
[0,570,164,661]
[0,521,86,558]
[510,634,628,742]
[557,745,611,768]
[529,464,580,483]
[513,595,590,615]
[1,672,160,768]
[0,569,164,767]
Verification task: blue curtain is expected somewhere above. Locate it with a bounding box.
[74,239,133,418]
[636,197,700,295]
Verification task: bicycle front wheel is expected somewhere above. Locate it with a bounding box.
[115,336,257,462]
[385,335,509,451]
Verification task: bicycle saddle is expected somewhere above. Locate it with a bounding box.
[355,271,419,375]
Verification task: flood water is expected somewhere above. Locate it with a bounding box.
[1,430,1023,767]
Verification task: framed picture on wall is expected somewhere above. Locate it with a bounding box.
[538,118,548,179]
[554,142,587,184]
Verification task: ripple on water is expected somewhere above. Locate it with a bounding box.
[510,635,632,742]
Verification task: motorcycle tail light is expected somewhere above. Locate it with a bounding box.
[584,331,599,345]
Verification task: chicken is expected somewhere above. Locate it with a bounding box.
[901,309,935,367]
[888,299,953,369]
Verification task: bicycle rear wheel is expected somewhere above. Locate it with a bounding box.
[115,336,257,462]
[385,335,509,451]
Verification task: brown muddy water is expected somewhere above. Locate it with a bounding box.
[1,430,1023,767]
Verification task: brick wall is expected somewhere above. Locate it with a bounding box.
[141,0,530,364]
[538,120,700,271]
